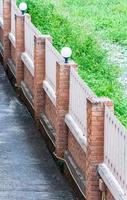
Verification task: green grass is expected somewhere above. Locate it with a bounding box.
[47,0,127,45]
[17,0,127,127]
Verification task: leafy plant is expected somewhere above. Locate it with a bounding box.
[17,0,127,127]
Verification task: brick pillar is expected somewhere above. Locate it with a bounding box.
[86,97,114,200]
[3,0,11,65]
[55,62,77,158]
[15,15,25,85]
[34,36,51,120]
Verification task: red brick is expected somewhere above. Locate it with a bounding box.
[3,0,11,65]
[55,62,77,157]
[15,15,25,85]
[86,97,114,200]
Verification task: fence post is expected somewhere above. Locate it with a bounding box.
[3,0,11,66]
[15,14,25,86]
[34,36,51,120]
[86,97,114,200]
[55,62,77,158]
[0,0,4,51]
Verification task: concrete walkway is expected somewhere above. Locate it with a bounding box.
[0,64,77,200]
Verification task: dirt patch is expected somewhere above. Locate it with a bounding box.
[102,41,127,95]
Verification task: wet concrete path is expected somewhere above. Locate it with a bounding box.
[0,64,77,200]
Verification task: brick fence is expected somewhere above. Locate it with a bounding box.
[0,1,127,200]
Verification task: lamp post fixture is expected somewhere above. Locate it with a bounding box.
[61,47,72,63]
[19,2,27,15]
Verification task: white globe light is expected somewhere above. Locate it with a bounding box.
[61,47,72,58]
[19,2,27,12]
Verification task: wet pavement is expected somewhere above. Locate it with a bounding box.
[0,64,77,200]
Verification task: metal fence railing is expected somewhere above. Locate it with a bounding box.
[65,67,96,142]
[45,39,64,93]
[24,15,41,63]
[0,0,3,27]
[104,106,127,195]
[11,0,21,38]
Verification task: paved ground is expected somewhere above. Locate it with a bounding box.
[0,64,77,200]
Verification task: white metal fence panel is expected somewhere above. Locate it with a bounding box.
[69,67,96,138]
[11,0,21,36]
[104,106,127,195]
[25,15,41,62]
[0,0,3,22]
[45,39,64,92]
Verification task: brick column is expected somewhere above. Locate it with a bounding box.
[55,62,77,158]
[3,0,11,66]
[34,36,51,120]
[15,15,25,85]
[86,97,114,200]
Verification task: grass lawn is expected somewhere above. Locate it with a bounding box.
[48,0,127,45]
[18,0,127,127]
